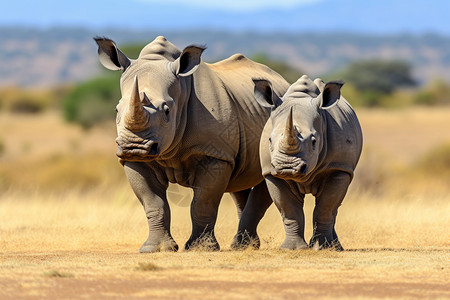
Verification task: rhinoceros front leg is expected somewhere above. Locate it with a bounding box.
[310,171,351,251]
[123,161,178,253]
[231,181,273,250]
[184,159,233,251]
[264,175,308,250]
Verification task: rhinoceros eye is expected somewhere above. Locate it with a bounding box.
[163,104,170,116]
[161,103,170,123]
[311,136,317,150]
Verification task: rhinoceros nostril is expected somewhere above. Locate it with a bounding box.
[300,164,307,174]
[149,142,159,155]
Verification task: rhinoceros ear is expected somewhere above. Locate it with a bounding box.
[314,78,326,93]
[253,79,283,109]
[169,45,206,77]
[94,37,131,71]
[316,80,344,109]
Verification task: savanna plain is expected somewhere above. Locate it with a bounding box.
[0,107,449,299]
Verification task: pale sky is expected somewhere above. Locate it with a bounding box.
[1,0,449,35]
[133,0,321,11]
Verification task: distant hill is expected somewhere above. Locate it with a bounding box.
[1,27,450,87]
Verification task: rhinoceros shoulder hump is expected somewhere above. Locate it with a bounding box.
[138,36,181,61]
[208,53,255,70]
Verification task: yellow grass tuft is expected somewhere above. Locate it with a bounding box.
[135,262,161,271]
[43,270,74,278]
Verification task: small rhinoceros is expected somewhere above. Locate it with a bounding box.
[94,36,289,252]
[251,75,362,250]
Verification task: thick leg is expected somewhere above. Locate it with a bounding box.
[310,172,351,251]
[265,175,308,250]
[123,162,177,253]
[184,159,233,251]
[231,181,273,249]
[230,189,251,219]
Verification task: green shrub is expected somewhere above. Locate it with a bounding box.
[63,75,120,128]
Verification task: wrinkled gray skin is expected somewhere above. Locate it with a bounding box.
[252,75,362,250]
[94,36,289,252]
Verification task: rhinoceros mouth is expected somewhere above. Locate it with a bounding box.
[270,154,308,179]
[115,136,159,161]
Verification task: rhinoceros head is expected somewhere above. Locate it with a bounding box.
[254,75,343,181]
[95,36,205,162]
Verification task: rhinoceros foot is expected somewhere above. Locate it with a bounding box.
[280,237,308,250]
[230,231,260,250]
[184,233,220,251]
[139,237,179,253]
[309,237,344,251]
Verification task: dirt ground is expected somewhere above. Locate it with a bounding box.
[1,248,449,299]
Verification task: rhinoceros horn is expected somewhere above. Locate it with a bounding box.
[125,76,150,131]
[280,107,300,154]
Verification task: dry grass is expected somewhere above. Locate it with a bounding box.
[1,190,448,298]
[0,107,450,298]
[357,107,450,163]
[1,191,448,253]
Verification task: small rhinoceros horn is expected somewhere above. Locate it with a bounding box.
[125,76,150,131]
[280,107,300,154]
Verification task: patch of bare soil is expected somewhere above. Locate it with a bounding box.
[1,249,448,299]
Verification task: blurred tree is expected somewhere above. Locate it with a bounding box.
[251,53,303,84]
[332,59,417,107]
[339,60,416,94]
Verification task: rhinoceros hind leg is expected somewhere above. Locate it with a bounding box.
[231,230,260,250]
[230,189,251,220]
[184,232,220,251]
[331,227,344,251]
[309,235,344,251]
[231,181,272,250]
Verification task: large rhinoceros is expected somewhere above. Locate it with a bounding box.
[251,75,362,250]
[94,36,289,252]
